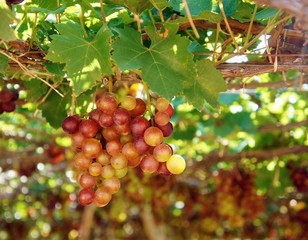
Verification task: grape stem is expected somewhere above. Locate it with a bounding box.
[143,81,154,125]
[108,75,113,92]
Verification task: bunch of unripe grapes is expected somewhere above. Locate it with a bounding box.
[62,90,186,207]
[0,88,19,114]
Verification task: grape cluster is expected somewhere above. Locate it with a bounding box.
[0,88,19,114]
[287,162,308,192]
[214,169,265,228]
[62,90,186,207]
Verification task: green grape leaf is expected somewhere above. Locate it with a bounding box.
[170,10,222,24]
[39,86,72,129]
[0,53,9,74]
[170,0,212,16]
[214,0,239,17]
[43,62,66,77]
[112,23,195,99]
[125,0,153,14]
[150,0,170,10]
[24,79,48,101]
[0,1,17,42]
[255,8,279,21]
[184,59,226,110]
[45,22,112,96]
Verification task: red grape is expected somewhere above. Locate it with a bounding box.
[11,89,19,101]
[144,127,163,146]
[99,112,114,128]
[97,95,118,113]
[156,98,169,112]
[154,111,170,126]
[140,155,159,173]
[113,108,130,125]
[0,89,13,103]
[78,188,94,205]
[82,138,102,158]
[130,116,150,136]
[106,140,122,156]
[2,102,15,112]
[79,173,96,188]
[102,177,120,194]
[102,126,120,141]
[96,150,111,165]
[62,116,80,134]
[121,96,136,111]
[71,131,86,148]
[88,162,103,176]
[157,162,171,176]
[122,142,139,160]
[157,122,173,137]
[128,156,141,168]
[89,109,102,124]
[113,122,131,135]
[134,137,150,154]
[110,153,127,169]
[166,104,174,118]
[74,153,92,170]
[79,119,98,138]
[95,187,112,205]
[129,98,146,117]
[153,143,172,162]
[120,134,134,145]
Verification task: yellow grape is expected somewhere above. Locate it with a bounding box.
[166,155,186,174]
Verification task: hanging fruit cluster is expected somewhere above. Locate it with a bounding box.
[62,84,186,207]
[0,88,19,114]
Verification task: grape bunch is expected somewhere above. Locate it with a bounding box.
[62,89,186,207]
[214,169,265,227]
[0,88,19,114]
[287,161,308,192]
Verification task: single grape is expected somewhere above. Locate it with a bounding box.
[74,153,92,171]
[153,143,172,162]
[78,188,94,205]
[166,104,174,118]
[140,155,159,173]
[157,162,171,176]
[122,142,139,161]
[11,89,19,101]
[96,95,118,113]
[144,127,163,147]
[121,96,136,111]
[129,98,146,117]
[71,131,86,148]
[134,137,150,154]
[113,122,131,135]
[110,153,128,169]
[89,109,102,124]
[82,138,102,158]
[79,173,96,188]
[114,167,128,178]
[102,126,120,141]
[101,165,115,179]
[62,116,80,134]
[130,116,150,137]
[79,119,98,138]
[95,187,112,205]
[157,122,173,137]
[106,140,122,156]
[128,156,141,168]
[94,199,107,207]
[0,89,13,103]
[96,150,111,165]
[102,177,120,194]
[166,155,186,174]
[2,102,15,112]
[154,111,170,126]
[0,104,3,114]
[120,134,134,145]
[99,112,114,128]
[156,98,169,112]
[113,108,130,125]
[89,162,103,176]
